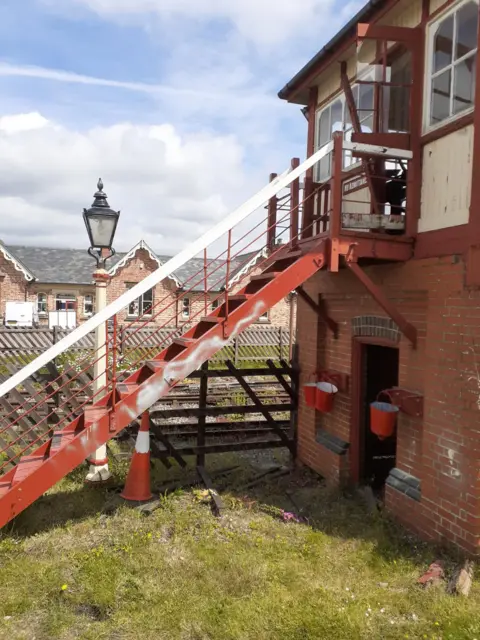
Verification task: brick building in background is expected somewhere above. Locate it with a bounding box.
[277,0,480,553]
[0,240,295,330]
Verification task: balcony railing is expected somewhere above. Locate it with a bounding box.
[268,133,413,245]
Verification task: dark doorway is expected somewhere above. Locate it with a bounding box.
[360,344,399,494]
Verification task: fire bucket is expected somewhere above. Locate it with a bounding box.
[370,393,399,439]
[315,381,338,413]
[303,382,317,408]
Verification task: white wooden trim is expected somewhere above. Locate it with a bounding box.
[0,245,35,282]
[107,239,182,287]
[0,140,334,398]
[343,141,413,160]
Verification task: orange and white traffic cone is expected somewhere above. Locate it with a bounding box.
[121,411,153,502]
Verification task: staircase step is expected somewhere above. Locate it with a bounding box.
[50,429,77,456]
[200,317,223,324]
[0,480,11,498]
[84,406,109,425]
[145,360,165,372]
[284,249,303,259]
[117,382,139,398]
[173,337,196,348]
[228,294,250,302]
[12,454,46,485]
[250,271,281,282]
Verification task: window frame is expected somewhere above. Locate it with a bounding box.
[36,292,47,316]
[126,284,154,318]
[182,296,190,319]
[83,294,95,317]
[55,293,76,312]
[313,67,380,183]
[424,0,478,133]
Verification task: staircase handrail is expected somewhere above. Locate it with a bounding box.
[0,140,335,399]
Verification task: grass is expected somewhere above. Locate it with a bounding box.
[0,454,479,640]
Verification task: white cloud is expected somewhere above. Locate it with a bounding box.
[43,0,340,47]
[0,112,49,134]
[0,62,276,108]
[0,113,262,254]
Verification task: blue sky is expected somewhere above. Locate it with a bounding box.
[0,0,361,252]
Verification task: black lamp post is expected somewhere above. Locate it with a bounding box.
[83,179,120,268]
[83,178,120,484]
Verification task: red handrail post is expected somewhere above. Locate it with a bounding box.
[267,172,278,252]
[290,158,300,246]
[203,248,208,316]
[301,176,314,240]
[111,314,117,402]
[224,230,232,339]
[329,132,344,272]
[105,319,110,384]
[330,132,343,240]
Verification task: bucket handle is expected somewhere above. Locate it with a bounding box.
[318,372,338,387]
[376,390,395,405]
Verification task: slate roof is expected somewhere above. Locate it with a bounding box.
[4,243,266,291]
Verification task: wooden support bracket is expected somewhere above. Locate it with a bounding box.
[317,369,349,394]
[296,286,339,338]
[381,388,423,418]
[346,260,417,348]
[340,63,381,218]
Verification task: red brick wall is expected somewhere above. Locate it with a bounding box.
[106,250,179,326]
[26,286,95,326]
[296,255,480,553]
[106,249,218,328]
[0,255,30,319]
[231,263,294,328]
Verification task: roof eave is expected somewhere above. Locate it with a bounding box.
[278,0,384,104]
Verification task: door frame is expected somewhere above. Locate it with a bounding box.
[350,335,399,484]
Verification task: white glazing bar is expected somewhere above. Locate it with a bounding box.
[0,140,334,398]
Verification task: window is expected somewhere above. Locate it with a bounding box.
[211,299,219,311]
[83,294,94,316]
[55,293,76,311]
[427,0,478,128]
[37,293,47,315]
[127,285,154,318]
[182,297,190,319]
[258,311,269,323]
[314,73,375,182]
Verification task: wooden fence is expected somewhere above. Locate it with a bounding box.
[0,325,292,369]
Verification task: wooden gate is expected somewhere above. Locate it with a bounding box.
[116,359,299,469]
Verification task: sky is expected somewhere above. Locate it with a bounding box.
[0,0,362,255]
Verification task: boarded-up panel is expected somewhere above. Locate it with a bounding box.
[342,185,372,229]
[316,53,359,107]
[379,0,422,27]
[419,125,474,232]
[429,0,447,16]
[316,66,342,107]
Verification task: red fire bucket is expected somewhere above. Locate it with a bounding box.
[303,382,317,408]
[315,382,338,413]
[370,399,399,440]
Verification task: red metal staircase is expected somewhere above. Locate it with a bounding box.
[0,242,327,527]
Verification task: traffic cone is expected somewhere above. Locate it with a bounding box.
[121,411,153,501]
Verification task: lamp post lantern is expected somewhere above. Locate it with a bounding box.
[84,179,120,483]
